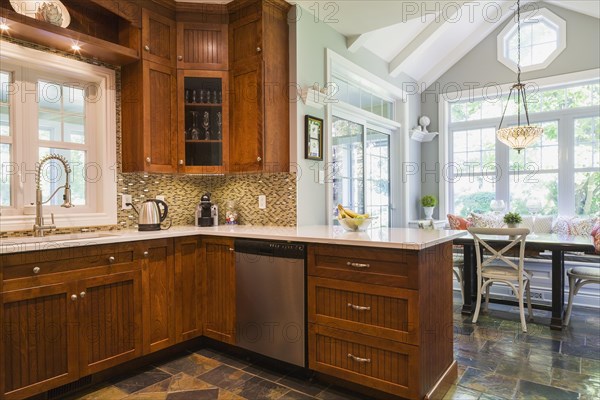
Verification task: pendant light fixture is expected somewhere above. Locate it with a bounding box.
[497,0,543,153]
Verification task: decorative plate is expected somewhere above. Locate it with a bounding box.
[9,0,71,28]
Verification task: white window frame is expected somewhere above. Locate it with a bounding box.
[325,49,406,226]
[0,41,117,231]
[438,69,600,218]
[497,7,566,74]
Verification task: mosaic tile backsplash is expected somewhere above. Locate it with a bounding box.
[117,172,297,229]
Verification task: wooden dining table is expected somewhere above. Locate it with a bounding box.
[453,233,597,330]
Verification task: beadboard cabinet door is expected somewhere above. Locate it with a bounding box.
[175,236,204,342]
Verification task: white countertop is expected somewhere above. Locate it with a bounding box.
[0,225,466,254]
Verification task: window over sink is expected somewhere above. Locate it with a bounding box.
[0,41,116,231]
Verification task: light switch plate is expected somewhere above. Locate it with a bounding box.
[122,194,132,210]
[258,195,266,209]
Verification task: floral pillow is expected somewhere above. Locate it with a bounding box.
[552,216,600,237]
[470,212,504,229]
[592,221,600,254]
[447,214,472,230]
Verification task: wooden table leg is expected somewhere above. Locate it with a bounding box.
[551,250,565,330]
[461,244,475,315]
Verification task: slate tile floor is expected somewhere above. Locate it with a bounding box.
[69,294,599,400]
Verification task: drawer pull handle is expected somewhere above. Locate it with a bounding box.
[346,262,370,269]
[33,267,41,274]
[347,353,371,363]
[347,303,370,311]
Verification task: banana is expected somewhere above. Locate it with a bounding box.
[337,204,369,219]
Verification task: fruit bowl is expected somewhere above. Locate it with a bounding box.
[337,217,374,232]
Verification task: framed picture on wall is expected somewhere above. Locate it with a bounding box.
[305,115,323,161]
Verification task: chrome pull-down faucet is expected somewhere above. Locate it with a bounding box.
[33,154,74,237]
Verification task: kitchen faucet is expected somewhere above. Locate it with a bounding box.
[33,154,74,237]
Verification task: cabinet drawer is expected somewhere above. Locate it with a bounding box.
[308,244,418,289]
[308,277,418,345]
[309,324,418,399]
[2,244,136,284]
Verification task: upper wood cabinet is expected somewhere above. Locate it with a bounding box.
[122,60,178,173]
[142,9,177,67]
[229,0,291,173]
[177,22,228,70]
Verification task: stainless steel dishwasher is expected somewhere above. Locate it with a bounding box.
[235,239,306,367]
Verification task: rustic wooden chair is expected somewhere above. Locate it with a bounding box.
[564,267,600,326]
[468,227,533,332]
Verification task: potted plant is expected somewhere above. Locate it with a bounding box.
[503,212,522,228]
[421,195,437,220]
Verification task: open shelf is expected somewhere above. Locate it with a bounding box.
[185,140,223,143]
[184,103,223,107]
[0,6,139,65]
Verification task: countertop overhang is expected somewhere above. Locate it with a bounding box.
[0,225,466,254]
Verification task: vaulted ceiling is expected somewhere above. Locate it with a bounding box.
[178,0,599,88]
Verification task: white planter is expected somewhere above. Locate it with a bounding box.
[423,206,434,220]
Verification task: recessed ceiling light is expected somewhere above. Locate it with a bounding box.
[71,44,81,51]
[0,23,9,31]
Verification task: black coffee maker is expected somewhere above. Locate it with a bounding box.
[198,193,214,227]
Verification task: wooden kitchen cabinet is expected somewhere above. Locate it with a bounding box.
[122,60,178,173]
[176,22,228,70]
[142,9,177,67]
[141,240,175,354]
[228,0,290,173]
[202,237,236,345]
[307,242,456,400]
[174,236,204,342]
[2,282,79,400]
[78,269,143,375]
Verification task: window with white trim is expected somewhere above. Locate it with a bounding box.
[0,42,116,230]
[498,7,566,73]
[447,80,600,217]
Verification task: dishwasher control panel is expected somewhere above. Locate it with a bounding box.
[234,239,306,259]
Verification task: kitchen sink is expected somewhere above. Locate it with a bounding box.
[0,232,121,244]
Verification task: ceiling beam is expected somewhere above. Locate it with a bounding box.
[346,32,372,53]
[388,1,471,77]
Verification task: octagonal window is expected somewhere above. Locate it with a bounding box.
[498,8,566,73]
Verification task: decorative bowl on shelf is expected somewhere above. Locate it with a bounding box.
[337,217,374,232]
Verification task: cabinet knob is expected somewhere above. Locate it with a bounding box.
[146,157,151,163]
[71,294,78,301]
[257,156,262,162]
[229,248,234,252]
[144,45,150,52]
[33,266,41,274]
[108,256,115,264]
[179,160,184,165]
[144,251,149,257]
[256,47,262,53]
[80,292,86,299]
[177,55,183,61]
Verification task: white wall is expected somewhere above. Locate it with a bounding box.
[290,5,422,226]
[419,2,600,216]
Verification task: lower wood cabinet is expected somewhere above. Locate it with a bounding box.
[307,242,456,400]
[2,282,79,400]
[141,240,175,354]
[78,269,143,375]
[202,237,236,344]
[174,236,203,342]
[1,260,143,400]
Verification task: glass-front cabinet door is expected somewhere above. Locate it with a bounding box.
[177,70,228,173]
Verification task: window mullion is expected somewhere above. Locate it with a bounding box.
[559,116,574,215]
